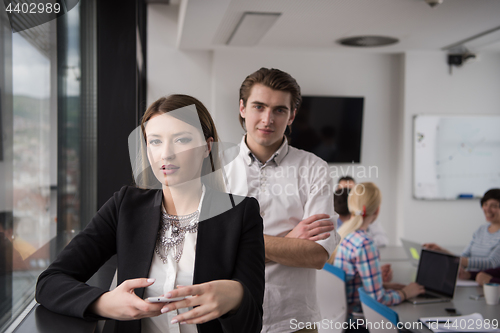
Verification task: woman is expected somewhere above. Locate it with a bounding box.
[424,188,500,272]
[330,183,424,323]
[36,95,265,333]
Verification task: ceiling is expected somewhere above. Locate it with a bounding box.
[176,0,500,53]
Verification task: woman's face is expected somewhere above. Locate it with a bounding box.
[145,113,211,187]
[482,199,500,223]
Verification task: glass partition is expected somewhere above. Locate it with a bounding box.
[0,2,95,331]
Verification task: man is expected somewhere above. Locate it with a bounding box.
[224,68,340,333]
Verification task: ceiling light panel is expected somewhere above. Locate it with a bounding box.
[227,12,281,46]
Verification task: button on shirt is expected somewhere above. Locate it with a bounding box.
[223,136,340,333]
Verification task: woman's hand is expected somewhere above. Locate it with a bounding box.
[161,280,244,325]
[460,256,469,268]
[458,266,471,280]
[381,264,393,283]
[422,243,447,253]
[476,272,493,286]
[89,278,165,320]
[401,282,425,299]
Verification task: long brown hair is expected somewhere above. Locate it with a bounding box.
[135,94,224,191]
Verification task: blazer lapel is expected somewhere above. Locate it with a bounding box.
[126,189,162,299]
[193,188,214,285]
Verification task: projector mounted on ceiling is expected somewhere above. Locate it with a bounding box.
[425,0,444,8]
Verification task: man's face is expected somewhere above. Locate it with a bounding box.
[240,84,296,150]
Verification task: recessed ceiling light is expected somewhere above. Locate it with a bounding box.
[337,36,399,47]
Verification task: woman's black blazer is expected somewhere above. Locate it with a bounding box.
[36,186,265,333]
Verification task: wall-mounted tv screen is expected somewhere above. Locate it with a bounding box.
[290,96,364,163]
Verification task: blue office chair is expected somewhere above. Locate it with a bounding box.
[316,263,348,333]
[358,287,399,332]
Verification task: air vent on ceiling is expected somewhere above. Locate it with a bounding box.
[337,36,399,47]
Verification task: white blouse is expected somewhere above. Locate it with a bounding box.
[141,187,205,333]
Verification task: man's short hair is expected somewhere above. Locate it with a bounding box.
[334,188,350,216]
[338,175,355,184]
[480,188,500,207]
[239,67,301,130]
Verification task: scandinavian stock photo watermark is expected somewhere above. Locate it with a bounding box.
[249,163,377,197]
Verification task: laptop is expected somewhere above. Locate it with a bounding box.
[406,249,460,304]
[401,238,423,267]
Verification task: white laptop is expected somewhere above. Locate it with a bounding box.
[400,238,423,267]
[406,249,460,304]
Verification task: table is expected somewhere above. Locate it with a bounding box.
[11,256,117,333]
[379,247,500,333]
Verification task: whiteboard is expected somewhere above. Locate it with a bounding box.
[413,115,500,200]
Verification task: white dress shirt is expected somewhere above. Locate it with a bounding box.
[141,187,205,333]
[223,136,340,333]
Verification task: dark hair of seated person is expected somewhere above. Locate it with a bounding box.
[480,188,500,207]
[334,188,350,216]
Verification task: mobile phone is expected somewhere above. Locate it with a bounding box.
[146,296,186,303]
[469,294,484,300]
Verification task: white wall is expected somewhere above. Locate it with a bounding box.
[147,4,212,108]
[398,51,500,247]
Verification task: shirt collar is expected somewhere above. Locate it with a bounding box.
[239,135,289,166]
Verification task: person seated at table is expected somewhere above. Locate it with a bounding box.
[337,177,388,248]
[330,187,392,281]
[331,182,424,319]
[424,188,500,272]
[36,94,265,333]
[334,187,350,228]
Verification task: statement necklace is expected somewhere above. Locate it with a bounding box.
[155,206,200,263]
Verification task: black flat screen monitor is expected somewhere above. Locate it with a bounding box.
[290,96,364,163]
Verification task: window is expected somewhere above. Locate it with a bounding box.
[0,3,97,330]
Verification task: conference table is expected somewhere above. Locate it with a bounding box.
[379,246,500,333]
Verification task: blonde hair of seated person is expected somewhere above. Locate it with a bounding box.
[328,182,382,264]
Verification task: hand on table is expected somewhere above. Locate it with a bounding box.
[285,214,333,241]
[161,280,244,325]
[401,282,425,300]
[89,278,164,320]
[476,272,493,286]
[381,264,393,283]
